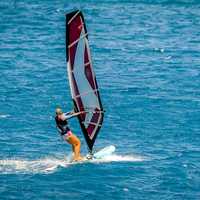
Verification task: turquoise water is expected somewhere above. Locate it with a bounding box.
[0,0,200,199]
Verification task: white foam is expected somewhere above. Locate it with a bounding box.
[0,153,145,174]
[90,154,144,163]
[0,146,145,173]
[0,114,10,118]
[0,157,72,174]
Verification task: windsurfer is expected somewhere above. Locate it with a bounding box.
[55,107,84,161]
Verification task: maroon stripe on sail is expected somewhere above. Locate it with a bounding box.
[87,109,101,137]
[84,46,96,91]
[68,15,83,69]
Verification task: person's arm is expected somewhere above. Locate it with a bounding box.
[62,111,85,120]
[68,111,85,118]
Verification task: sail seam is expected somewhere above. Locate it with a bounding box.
[83,121,102,126]
[68,10,80,25]
[68,33,88,48]
[85,61,90,67]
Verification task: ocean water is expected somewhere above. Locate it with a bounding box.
[0,0,200,199]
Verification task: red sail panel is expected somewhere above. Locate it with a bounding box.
[66,10,104,152]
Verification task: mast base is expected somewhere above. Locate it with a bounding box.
[86,151,93,160]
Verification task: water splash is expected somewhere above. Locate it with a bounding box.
[0,157,71,174]
[92,154,144,163]
[0,153,145,174]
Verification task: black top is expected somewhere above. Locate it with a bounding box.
[55,116,70,135]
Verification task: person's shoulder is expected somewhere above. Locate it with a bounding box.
[60,113,68,120]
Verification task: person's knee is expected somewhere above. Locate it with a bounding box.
[74,143,80,148]
[75,139,81,145]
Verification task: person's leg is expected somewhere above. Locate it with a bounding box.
[66,133,83,161]
[73,140,81,161]
[71,145,75,158]
[72,145,75,154]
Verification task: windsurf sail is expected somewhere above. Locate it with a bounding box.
[66,10,104,152]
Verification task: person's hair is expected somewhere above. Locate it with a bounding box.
[55,107,63,115]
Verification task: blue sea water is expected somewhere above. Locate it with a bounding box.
[0,0,200,199]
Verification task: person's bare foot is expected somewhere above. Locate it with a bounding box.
[73,156,84,162]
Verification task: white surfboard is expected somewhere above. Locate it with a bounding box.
[93,145,116,159]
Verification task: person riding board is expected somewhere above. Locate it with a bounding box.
[55,107,84,161]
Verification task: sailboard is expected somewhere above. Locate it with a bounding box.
[66,10,104,153]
